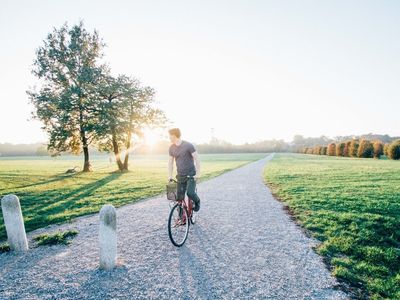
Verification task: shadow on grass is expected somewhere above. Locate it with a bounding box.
[0,172,123,242]
[0,173,79,195]
[15,173,78,190]
[35,172,123,213]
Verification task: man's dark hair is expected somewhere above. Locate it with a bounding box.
[168,128,181,138]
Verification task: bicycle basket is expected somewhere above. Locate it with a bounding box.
[166,182,177,201]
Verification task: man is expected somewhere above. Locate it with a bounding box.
[168,128,201,212]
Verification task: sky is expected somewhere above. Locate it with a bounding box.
[1,0,400,145]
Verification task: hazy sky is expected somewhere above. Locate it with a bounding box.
[1,0,399,144]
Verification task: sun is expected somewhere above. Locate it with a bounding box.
[143,128,162,147]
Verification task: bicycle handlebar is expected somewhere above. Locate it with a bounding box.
[169,175,195,183]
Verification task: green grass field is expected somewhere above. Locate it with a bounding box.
[0,153,267,241]
[264,153,400,299]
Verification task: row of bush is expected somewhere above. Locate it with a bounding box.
[299,139,400,160]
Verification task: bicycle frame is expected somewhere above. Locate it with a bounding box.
[167,177,197,247]
[169,176,196,219]
[170,196,193,223]
[184,196,194,219]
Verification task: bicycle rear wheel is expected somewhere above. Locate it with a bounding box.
[168,203,190,247]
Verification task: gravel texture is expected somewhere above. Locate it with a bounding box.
[0,154,349,299]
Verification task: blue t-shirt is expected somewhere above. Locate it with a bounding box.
[169,140,196,176]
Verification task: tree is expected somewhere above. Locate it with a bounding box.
[95,75,165,171]
[121,85,165,170]
[95,74,132,171]
[388,140,400,160]
[384,143,390,157]
[36,145,49,156]
[292,135,332,150]
[336,142,345,157]
[349,139,359,157]
[343,141,351,157]
[357,139,374,158]
[293,135,305,145]
[320,146,327,155]
[327,143,336,156]
[306,147,314,154]
[373,141,384,159]
[28,22,104,171]
[314,146,322,155]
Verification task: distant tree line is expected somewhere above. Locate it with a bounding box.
[27,22,165,172]
[133,138,289,154]
[2,134,400,158]
[197,139,288,153]
[133,135,400,157]
[299,139,400,160]
[0,143,48,157]
[0,143,105,157]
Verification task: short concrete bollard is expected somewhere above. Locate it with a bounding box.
[99,204,117,270]
[1,194,29,252]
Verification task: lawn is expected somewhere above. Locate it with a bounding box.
[264,153,400,299]
[0,153,267,241]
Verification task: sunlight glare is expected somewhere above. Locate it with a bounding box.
[143,128,163,147]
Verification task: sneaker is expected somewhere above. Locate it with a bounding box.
[193,200,200,212]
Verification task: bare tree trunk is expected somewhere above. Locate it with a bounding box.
[122,131,132,171]
[81,133,91,172]
[82,144,91,172]
[122,114,133,171]
[79,107,91,172]
[80,128,91,172]
[112,130,124,171]
[122,149,129,171]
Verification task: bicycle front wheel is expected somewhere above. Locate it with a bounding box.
[168,203,190,247]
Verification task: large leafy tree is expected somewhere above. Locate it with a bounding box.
[95,74,165,171]
[28,22,105,172]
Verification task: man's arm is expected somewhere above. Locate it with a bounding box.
[168,156,174,180]
[192,151,201,179]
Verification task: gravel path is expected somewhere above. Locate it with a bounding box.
[0,154,348,299]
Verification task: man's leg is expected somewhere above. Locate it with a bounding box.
[176,179,187,220]
[177,179,187,198]
[186,178,200,212]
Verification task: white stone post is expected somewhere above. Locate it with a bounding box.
[99,204,117,270]
[1,194,28,251]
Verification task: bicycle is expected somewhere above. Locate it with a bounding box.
[166,176,196,247]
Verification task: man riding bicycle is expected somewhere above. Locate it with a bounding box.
[168,128,201,212]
